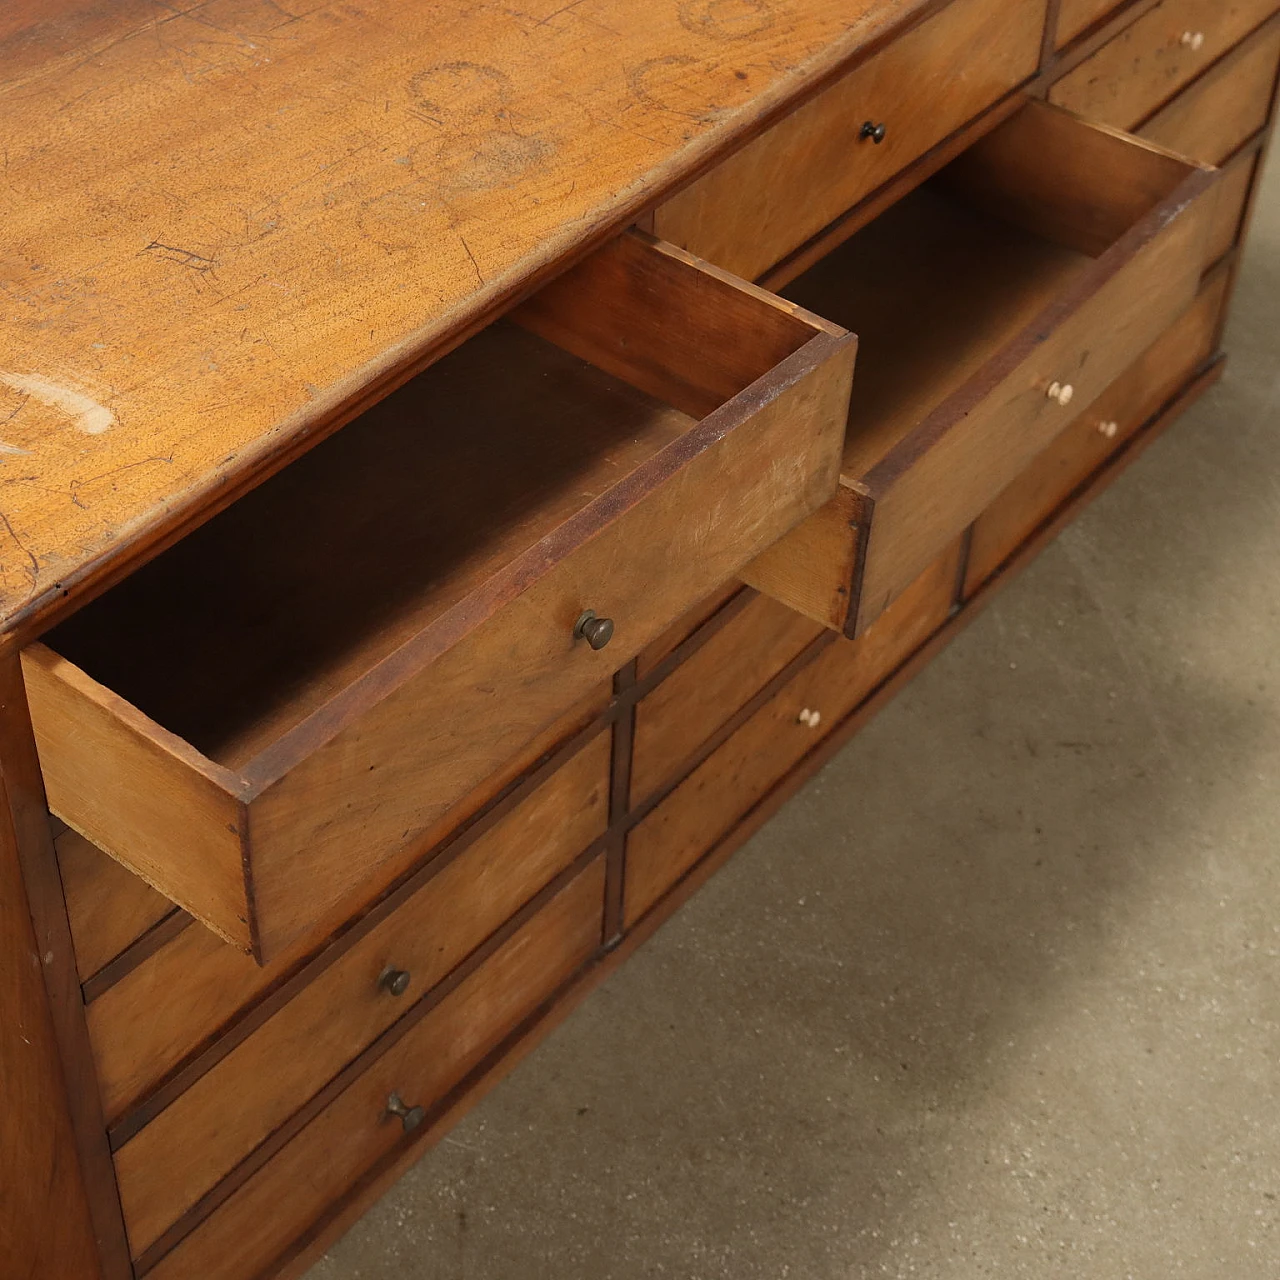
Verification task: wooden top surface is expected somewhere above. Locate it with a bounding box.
[0,0,933,639]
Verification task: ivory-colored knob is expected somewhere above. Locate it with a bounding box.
[1097,420,1119,439]
[797,708,822,729]
[1180,30,1205,50]
[1047,381,1075,407]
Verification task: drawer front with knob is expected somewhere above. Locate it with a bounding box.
[652,0,1044,282]
[624,540,963,929]
[1050,0,1280,132]
[743,100,1219,638]
[142,858,606,1280]
[24,229,852,963]
[107,732,609,1259]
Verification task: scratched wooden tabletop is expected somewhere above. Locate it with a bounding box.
[0,0,928,638]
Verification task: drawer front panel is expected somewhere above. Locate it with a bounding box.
[653,0,1044,282]
[631,592,825,805]
[625,542,961,929]
[965,274,1226,594]
[1050,0,1280,130]
[144,859,605,1280]
[1202,150,1262,268]
[112,732,608,1257]
[1138,20,1280,164]
[89,720,609,1127]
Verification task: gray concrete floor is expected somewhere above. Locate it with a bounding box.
[307,146,1280,1279]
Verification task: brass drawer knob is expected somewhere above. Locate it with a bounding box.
[385,1091,425,1133]
[378,966,411,997]
[573,609,615,650]
[859,120,887,145]
[1046,381,1075,407]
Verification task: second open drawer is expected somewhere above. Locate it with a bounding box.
[23,232,854,962]
[743,99,1218,637]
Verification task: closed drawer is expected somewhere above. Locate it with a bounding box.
[625,541,961,929]
[631,592,825,806]
[743,100,1217,637]
[1050,0,1280,130]
[1138,18,1280,164]
[88,723,609,1129]
[652,0,1044,282]
[24,230,853,962]
[109,733,608,1260]
[1202,148,1262,268]
[143,857,605,1280]
[964,271,1227,594]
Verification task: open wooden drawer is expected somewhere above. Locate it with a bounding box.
[23,232,854,962]
[743,99,1218,636]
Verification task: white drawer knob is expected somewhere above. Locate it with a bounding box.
[1180,30,1205,50]
[797,708,822,729]
[1097,420,1119,439]
[1047,381,1075,407]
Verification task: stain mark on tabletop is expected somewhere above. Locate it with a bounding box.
[678,0,774,40]
[0,373,115,435]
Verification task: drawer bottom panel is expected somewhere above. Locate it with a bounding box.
[143,858,606,1280]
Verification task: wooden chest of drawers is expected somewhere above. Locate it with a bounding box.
[4,0,1278,1276]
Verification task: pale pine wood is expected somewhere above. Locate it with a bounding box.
[0,0,939,641]
[88,705,610,1127]
[965,269,1227,593]
[56,829,175,985]
[1050,0,1280,129]
[21,645,253,950]
[144,859,606,1280]
[1138,19,1280,163]
[631,594,825,804]
[652,0,1045,281]
[28,233,854,961]
[745,102,1216,637]
[625,541,962,928]
[113,735,608,1258]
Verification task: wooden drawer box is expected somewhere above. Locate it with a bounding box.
[964,271,1227,594]
[742,100,1217,638]
[631,592,825,806]
[1050,0,1280,130]
[24,231,853,963]
[88,727,609,1132]
[141,857,606,1279]
[652,0,1044,282]
[1138,18,1280,164]
[625,541,962,929]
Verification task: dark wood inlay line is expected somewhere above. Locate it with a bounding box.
[81,908,192,1007]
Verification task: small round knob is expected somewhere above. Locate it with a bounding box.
[859,121,887,145]
[385,1091,425,1133]
[573,609,614,650]
[1097,420,1119,439]
[797,708,822,729]
[378,966,411,997]
[1046,381,1074,407]
[1180,30,1205,50]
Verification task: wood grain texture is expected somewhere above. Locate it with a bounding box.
[625,540,961,927]
[652,0,1045,281]
[143,858,606,1280]
[56,827,176,985]
[1138,18,1280,164]
[1202,147,1263,268]
[965,268,1226,593]
[113,734,609,1258]
[1056,0,1129,47]
[631,592,825,804]
[1050,0,1280,129]
[89,706,611,1128]
[0,653,132,1279]
[31,231,853,959]
[0,0,937,639]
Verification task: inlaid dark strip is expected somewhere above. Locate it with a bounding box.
[82,908,192,1006]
